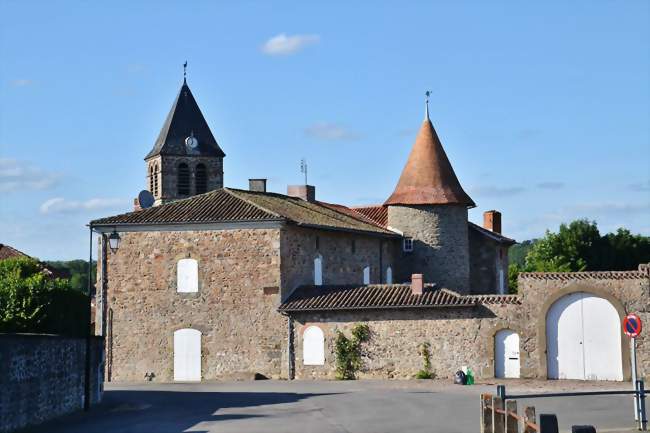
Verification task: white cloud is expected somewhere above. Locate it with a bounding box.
[40,197,129,214]
[10,79,33,87]
[261,33,320,56]
[0,158,60,192]
[304,123,361,141]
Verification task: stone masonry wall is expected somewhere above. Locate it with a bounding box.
[292,304,521,380]
[469,229,509,294]
[280,225,399,301]
[0,335,103,433]
[102,228,286,382]
[147,155,223,205]
[387,204,470,292]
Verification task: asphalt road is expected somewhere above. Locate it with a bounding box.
[30,380,638,433]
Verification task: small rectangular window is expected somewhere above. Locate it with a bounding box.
[403,237,414,252]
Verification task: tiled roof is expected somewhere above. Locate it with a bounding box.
[520,268,650,281]
[351,205,388,227]
[385,118,475,207]
[0,244,69,279]
[278,284,478,312]
[468,294,522,305]
[468,222,516,245]
[0,243,29,261]
[91,188,397,237]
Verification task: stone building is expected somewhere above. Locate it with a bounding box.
[91,79,648,382]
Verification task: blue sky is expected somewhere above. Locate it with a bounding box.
[1,1,649,260]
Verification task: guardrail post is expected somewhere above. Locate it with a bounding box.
[480,394,493,433]
[492,396,505,433]
[497,385,506,400]
[638,379,647,431]
[539,414,559,433]
[505,400,518,433]
[522,406,536,433]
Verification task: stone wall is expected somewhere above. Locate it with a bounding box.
[387,204,470,292]
[280,225,399,300]
[0,335,103,433]
[101,228,286,382]
[147,155,223,205]
[468,229,509,294]
[291,303,521,380]
[290,266,650,381]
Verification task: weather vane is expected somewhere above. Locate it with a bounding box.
[425,90,431,119]
[183,61,188,83]
[300,158,308,185]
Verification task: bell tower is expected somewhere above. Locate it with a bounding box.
[144,70,225,205]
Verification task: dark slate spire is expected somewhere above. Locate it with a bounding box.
[145,81,225,159]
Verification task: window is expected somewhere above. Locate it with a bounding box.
[303,326,325,365]
[315,236,320,250]
[403,237,414,252]
[149,166,154,193]
[177,258,198,293]
[386,266,393,284]
[363,266,370,285]
[351,239,356,254]
[314,255,323,286]
[195,163,207,194]
[177,163,190,196]
[153,165,159,197]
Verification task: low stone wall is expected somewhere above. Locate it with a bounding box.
[0,334,104,433]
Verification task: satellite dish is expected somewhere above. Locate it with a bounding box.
[138,190,155,209]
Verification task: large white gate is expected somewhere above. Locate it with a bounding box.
[173,328,201,381]
[546,292,622,381]
[495,329,520,378]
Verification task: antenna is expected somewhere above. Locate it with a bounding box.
[183,61,188,83]
[300,158,308,185]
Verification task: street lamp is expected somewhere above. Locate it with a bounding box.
[108,230,121,253]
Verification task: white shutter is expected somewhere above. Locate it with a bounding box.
[177,259,198,293]
[303,326,325,365]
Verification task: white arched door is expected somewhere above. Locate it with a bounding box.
[495,330,520,378]
[174,328,201,381]
[303,326,325,365]
[546,292,622,381]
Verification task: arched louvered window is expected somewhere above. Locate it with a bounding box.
[149,165,154,193]
[195,163,207,194]
[153,165,159,197]
[178,163,190,196]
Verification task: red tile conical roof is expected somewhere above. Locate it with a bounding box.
[384,117,475,207]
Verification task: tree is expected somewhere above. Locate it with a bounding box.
[0,257,89,335]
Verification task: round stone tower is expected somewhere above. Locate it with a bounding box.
[385,103,475,293]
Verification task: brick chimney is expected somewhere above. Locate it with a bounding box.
[287,185,316,202]
[133,198,142,212]
[411,274,423,295]
[249,179,267,192]
[483,210,502,234]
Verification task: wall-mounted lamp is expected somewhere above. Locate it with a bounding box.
[108,230,121,253]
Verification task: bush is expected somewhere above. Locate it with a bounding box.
[0,257,89,336]
[414,342,435,379]
[334,324,370,380]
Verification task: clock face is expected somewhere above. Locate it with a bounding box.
[185,136,198,149]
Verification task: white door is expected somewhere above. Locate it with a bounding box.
[174,328,201,381]
[546,292,622,381]
[303,326,325,365]
[495,330,520,378]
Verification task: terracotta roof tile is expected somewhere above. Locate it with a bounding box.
[520,268,649,281]
[351,205,388,227]
[278,284,478,312]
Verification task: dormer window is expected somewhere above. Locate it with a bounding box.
[403,237,414,252]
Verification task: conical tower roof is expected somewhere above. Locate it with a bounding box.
[384,114,475,207]
[145,81,225,159]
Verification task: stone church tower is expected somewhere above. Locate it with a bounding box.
[385,103,475,292]
[144,78,225,205]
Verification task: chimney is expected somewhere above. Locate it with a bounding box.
[133,197,142,212]
[249,178,267,192]
[483,210,502,234]
[287,185,316,202]
[411,274,423,295]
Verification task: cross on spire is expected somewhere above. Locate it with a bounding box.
[183,61,188,84]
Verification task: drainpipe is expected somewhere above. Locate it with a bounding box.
[84,226,93,411]
[284,313,295,380]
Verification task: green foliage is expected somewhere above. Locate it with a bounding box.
[508,240,536,268]
[415,342,435,379]
[45,259,96,294]
[334,324,370,380]
[0,257,89,336]
[508,220,650,291]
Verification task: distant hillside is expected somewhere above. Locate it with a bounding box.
[45,260,96,294]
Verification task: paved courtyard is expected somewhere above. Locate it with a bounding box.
[32,380,638,433]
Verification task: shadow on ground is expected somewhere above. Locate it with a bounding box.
[23,389,340,433]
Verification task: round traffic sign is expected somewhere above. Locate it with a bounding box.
[623,313,642,338]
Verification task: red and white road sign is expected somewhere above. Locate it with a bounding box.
[623,313,643,338]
